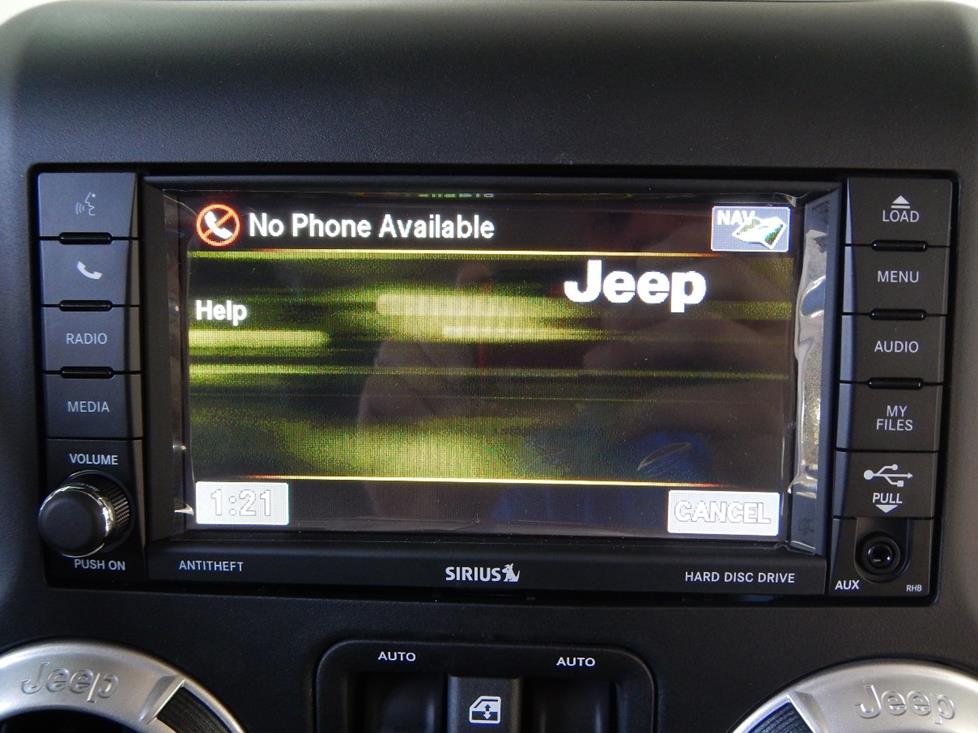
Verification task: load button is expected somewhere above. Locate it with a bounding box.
[836,384,942,452]
[846,178,952,246]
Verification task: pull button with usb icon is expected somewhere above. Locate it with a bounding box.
[834,451,937,519]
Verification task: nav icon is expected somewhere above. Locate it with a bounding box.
[711,205,791,253]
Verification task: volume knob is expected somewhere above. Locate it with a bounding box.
[38,473,131,558]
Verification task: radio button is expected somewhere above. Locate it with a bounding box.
[836,384,942,452]
[840,315,945,383]
[40,240,139,306]
[846,177,952,247]
[843,246,949,315]
[42,307,140,372]
[833,451,937,518]
[37,172,136,239]
[44,374,142,439]
[448,676,521,733]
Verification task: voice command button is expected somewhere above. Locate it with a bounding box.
[37,172,137,239]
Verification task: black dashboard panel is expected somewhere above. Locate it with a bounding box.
[2,1,978,731]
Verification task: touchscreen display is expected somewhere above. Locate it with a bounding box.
[167,187,801,539]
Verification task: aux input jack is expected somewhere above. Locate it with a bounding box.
[858,533,905,578]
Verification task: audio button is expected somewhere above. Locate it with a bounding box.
[840,315,945,383]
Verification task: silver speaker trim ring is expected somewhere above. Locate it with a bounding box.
[733,659,978,733]
[0,639,245,732]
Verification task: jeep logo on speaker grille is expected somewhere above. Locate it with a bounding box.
[20,661,119,703]
[855,683,956,723]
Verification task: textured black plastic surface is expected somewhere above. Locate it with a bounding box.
[1,2,978,732]
[747,704,813,733]
[157,687,231,733]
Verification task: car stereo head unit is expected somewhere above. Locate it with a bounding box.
[34,172,952,599]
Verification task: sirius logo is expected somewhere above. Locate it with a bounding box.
[445,563,521,584]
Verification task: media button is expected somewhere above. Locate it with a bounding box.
[843,246,949,315]
[836,384,942,452]
[833,451,937,518]
[42,307,140,372]
[840,315,945,383]
[44,374,142,439]
[40,241,139,306]
[37,172,136,239]
[846,178,952,247]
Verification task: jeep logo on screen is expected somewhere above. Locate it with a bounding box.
[563,260,708,313]
[711,205,791,253]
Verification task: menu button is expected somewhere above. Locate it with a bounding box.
[843,247,949,315]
